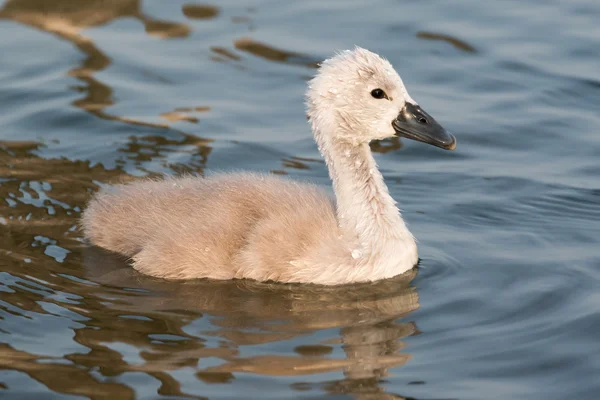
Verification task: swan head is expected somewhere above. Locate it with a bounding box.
[307,47,456,150]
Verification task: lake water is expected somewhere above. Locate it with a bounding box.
[1,0,599,399]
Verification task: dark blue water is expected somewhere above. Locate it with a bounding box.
[1,0,599,398]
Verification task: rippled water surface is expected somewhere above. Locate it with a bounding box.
[1,0,599,399]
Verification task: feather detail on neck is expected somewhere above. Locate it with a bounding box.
[311,119,416,267]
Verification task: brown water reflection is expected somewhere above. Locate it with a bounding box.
[0,0,192,38]
[0,0,208,130]
[0,0,322,132]
[234,38,320,68]
[182,3,219,20]
[0,135,211,267]
[116,132,213,175]
[83,248,419,399]
[0,266,418,399]
[371,137,404,154]
[416,31,477,53]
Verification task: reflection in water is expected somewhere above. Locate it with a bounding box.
[416,31,477,53]
[271,156,324,175]
[0,0,216,173]
[0,140,126,264]
[160,112,199,124]
[116,133,213,175]
[234,38,320,68]
[0,0,214,129]
[182,3,219,20]
[281,156,312,170]
[0,344,137,398]
[211,46,242,61]
[209,38,319,68]
[0,0,193,38]
[84,248,420,399]
[371,137,404,154]
[161,106,212,124]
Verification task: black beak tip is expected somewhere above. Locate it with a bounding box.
[441,133,457,150]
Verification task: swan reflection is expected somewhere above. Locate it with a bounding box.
[81,247,420,398]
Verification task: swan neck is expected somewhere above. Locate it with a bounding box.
[317,131,412,247]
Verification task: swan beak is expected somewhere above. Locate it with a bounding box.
[392,103,456,150]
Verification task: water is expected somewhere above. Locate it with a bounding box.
[0,0,599,398]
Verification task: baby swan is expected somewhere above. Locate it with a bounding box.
[82,47,456,285]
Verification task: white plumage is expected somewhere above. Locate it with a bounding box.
[82,47,456,285]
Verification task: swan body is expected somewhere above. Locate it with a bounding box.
[82,47,456,285]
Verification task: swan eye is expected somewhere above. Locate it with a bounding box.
[370,88,387,99]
